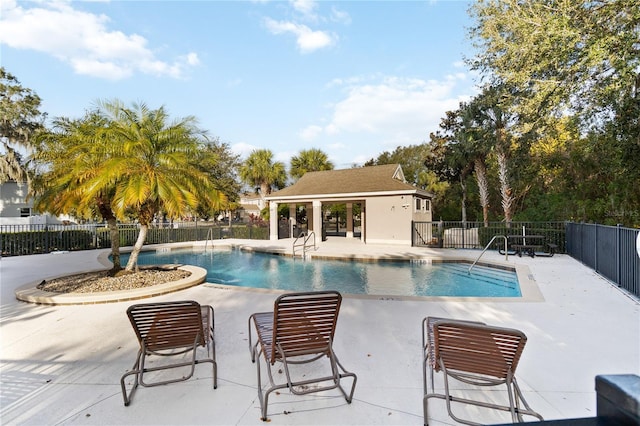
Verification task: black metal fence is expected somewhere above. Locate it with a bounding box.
[412,220,640,299]
[566,223,639,299]
[4,219,639,299]
[412,221,566,251]
[0,222,269,257]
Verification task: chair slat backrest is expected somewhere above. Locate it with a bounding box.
[271,291,342,361]
[127,301,205,352]
[433,321,527,379]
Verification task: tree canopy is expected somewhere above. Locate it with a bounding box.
[33,100,225,271]
[0,67,45,183]
[33,112,124,270]
[238,149,287,196]
[469,0,639,129]
[463,0,640,226]
[290,148,334,181]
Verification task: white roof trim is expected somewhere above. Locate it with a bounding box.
[392,165,406,182]
[266,189,431,202]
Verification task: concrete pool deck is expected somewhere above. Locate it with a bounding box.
[1,238,639,425]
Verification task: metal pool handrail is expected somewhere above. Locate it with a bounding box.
[204,228,214,251]
[293,231,317,258]
[468,235,508,274]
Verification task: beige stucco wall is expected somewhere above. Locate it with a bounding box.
[364,195,414,245]
[412,196,432,223]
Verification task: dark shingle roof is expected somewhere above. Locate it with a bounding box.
[266,164,431,199]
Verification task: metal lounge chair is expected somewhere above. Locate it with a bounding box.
[423,318,543,425]
[248,290,357,421]
[422,317,486,398]
[120,300,217,406]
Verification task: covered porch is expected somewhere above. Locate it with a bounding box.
[265,165,433,246]
[269,198,364,241]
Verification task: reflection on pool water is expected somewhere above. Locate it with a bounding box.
[124,248,521,298]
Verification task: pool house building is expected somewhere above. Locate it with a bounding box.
[265,164,433,245]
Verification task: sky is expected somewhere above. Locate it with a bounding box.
[0,0,479,169]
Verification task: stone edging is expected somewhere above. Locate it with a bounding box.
[14,265,207,305]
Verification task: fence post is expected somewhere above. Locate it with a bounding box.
[616,224,621,287]
[595,224,598,273]
[411,221,414,245]
[462,221,466,248]
[45,225,49,254]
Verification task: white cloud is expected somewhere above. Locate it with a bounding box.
[231,142,261,159]
[274,150,295,165]
[299,125,323,141]
[289,0,318,19]
[312,74,473,149]
[263,18,335,53]
[185,53,200,66]
[0,0,198,80]
[330,6,351,25]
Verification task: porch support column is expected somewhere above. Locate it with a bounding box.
[311,200,322,236]
[269,201,279,240]
[361,202,366,243]
[346,203,354,238]
[289,204,297,237]
[305,202,313,230]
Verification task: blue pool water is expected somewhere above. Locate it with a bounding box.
[124,248,521,297]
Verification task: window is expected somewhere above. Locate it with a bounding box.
[20,207,31,217]
[414,198,430,212]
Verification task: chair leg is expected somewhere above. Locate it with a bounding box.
[138,340,199,387]
[512,377,544,422]
[332,354,357,403]
[212,357,218,390]
[423,394,429,426]
[248,315,256,362]
[441,367,483,426]
[255,350,289,421]
[120,349,142,406]
[254,345,270,421]
[255,346,357,421]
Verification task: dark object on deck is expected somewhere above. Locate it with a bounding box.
[499,235,556,257]
[493,374,639,425]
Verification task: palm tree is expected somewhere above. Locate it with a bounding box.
[239,149,287,197]
[94,100,225,271]
[458,100,492,227]
[33,114,124,271]
[469,85,517,224]
[289,148,334,181]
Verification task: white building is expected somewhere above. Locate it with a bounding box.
[266,164,433,245]
[0,181,70,225]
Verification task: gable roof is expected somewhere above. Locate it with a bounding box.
[266,164,432,201]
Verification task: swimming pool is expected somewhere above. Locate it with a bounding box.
[124,248,521,298]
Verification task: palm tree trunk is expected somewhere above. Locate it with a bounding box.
[96,197,121,272]
[497,151,513,225]
[107,218,121,271]
[260,183,270,197]
[459,175,467,223]
[125,224,148,272]
[474,157,490,227]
